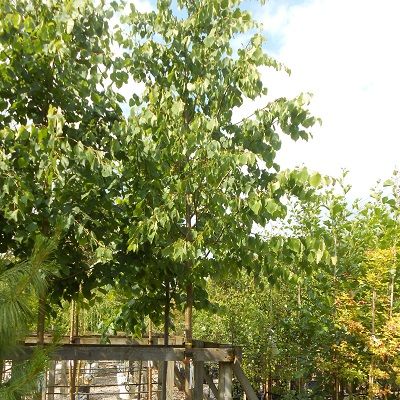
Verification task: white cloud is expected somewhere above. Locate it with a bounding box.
[249,0,400,197]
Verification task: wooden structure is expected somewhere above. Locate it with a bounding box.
[4,335,258,400]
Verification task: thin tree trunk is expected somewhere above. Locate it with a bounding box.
[148,320,153,400]
[389,246,396,318]
[267,372,272,400]
[371,289,376,338]
[334,376,339,400]
[296,281,302,397]
[36,292,47,400]
[69,300,78,400]
[161,280,170,400]
[333,234,339,400]
[184,281,193,400]
[183,183,195,400]
[389,273,395,318]
[348,381,353,400]
[368,289,376,400]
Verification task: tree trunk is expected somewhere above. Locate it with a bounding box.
[35,291,47,400]
[69,300,79,400]
[148,320,153,400]
[184,281,193,400]
[389,246,396,318]
[368,289,376,400]
[267,372,272,400]
[334,375,339,400]
[348,381,353,400]
[161,280,170,400]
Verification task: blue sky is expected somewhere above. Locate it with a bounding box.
[130,0,400,198]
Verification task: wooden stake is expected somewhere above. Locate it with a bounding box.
[218,362,232,400]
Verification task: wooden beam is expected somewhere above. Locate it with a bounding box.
[203,369,218,399]
[7,344,236,362]
[191,348,235,362]
[24,335,186,345]
[232,359,258,400]
[174,363,185,391]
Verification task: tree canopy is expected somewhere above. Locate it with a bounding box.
[5,1,400,399]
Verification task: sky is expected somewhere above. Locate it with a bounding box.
[131,0,400,198]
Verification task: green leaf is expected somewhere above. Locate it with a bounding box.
[9,210,18,222]
[265,199,278,215]
[12,14,21,28]
[249,197,262,215]
[171,100,184,116]
[315,249,323,264]
[66,19,74,34]
[204,35,215,48]
[60,156,69,168]
[288,238,301,253]
[102,164,113,177]
[309,172,322,187]
[383,179,393,187]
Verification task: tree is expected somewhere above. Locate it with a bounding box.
[0,0,125,310]
[110,1,319,397]
[0,235,58,399]
[115,0,317,333]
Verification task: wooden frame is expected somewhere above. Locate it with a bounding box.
[4,336,257,400]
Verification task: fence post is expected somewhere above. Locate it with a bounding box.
[218,362,233,400]
[47,360,56,400]
[193,361,204,400]
[166,361,175,400]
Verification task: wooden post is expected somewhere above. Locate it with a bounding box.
[137,361,143,400]
[47,360,56,400]
[218,362,232,400]
[60,361,68,396]
[157,361,163,400]
[193,361,204,400]
[166,362,175,400]
[132,361,140,400]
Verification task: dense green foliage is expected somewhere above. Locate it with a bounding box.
[1,0,399,399]
[194,173,400,399]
